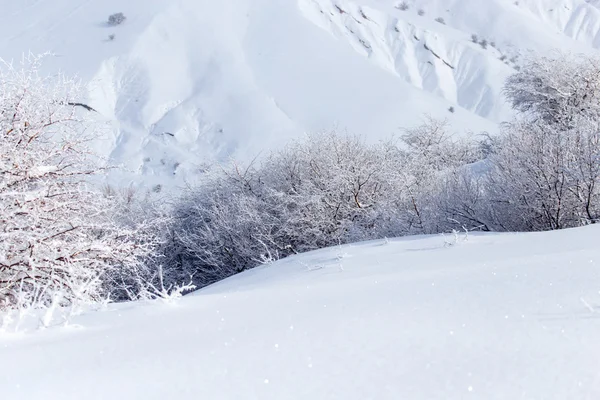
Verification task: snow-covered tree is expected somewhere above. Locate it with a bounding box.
[0,55,161,312]
[261,131,408,244]
[166,132,409,287]
[399,118,481,232]
[167,161,280,286]
[488,119,575,230]
[484,54,600,230]
[166,126,480,289]
[504,54,600,128]
[428,54,600,233]
[485,116,600,230]
[430,164,495,232]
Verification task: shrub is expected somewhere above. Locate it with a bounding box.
[435,17,446,24]
[0,55,162,313]
[108,12,126,26]
[166,133,406,285]
[490,55,600,229]
[503,54,600,126]
[397,1,409,11]
[417,9,425,16]
[484,117,600,230]
[442,54,600,231]
[164,125,478,288]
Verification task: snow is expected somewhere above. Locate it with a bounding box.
[3,2,600,394]
[2,0,600,188]
[2,226,600,399]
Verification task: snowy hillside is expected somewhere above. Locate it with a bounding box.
[1,226,600,399]
[2,0,600,186]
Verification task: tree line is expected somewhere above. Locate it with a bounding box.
[2,53,600,318]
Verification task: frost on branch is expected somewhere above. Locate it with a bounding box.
[0,55,160,314]
[399,117,482,233]
[165,128,479,289]
[504,54,600,127]
[438,53,600,232]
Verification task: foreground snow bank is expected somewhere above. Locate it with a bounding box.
[1,227,600,399]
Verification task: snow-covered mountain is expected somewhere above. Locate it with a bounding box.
[1,0,600,186]
[2,226,600,399]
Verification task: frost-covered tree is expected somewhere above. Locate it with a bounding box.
[166,126,480,289]
[488,120,575,230]
[0,55,160,312]
[504,54,600,127]
[166,161,281,286]
[494,54,600,228]
[431,164,495,232]
[167,132,411,286]
[264,132,412,244]
[399,118,481,232]
[485,116,600,230]
[444,53,600,231]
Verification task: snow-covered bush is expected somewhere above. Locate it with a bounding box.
[485,117,600,230]
[431,164,495,232]
[167,133,409,286]
[265,132,412,243]
[107,12,126,26]
[491,55,600,229]
[166,126,479,288]
[0,55,161,313]
[165,162,280,286]
[438,54,600,232]
[504,54,600,127]
[98,185,173,302]
[399,118,482,232]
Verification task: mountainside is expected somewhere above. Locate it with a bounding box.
[1,0,600,186]
[2,226,600,399]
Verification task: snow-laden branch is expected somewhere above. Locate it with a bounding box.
[0,55,166,317]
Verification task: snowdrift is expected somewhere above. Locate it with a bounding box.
[1,226,599,399]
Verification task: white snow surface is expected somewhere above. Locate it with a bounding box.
[2,0,600,186]
[1,226,600,399]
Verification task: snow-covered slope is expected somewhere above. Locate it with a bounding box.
[1,0,600,186]
[2,227,600,399]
